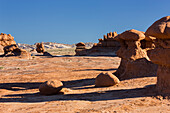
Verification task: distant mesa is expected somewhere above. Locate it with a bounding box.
[75,31,120,56]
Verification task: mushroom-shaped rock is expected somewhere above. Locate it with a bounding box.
[95,72,120,87]
[75,42,87,55]
[114,29,157,80]
[39,80,63,95]
[118,29,145,41]
[145,16,170,95]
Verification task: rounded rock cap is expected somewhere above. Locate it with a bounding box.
[76,42,85,46]
[115,29,145,41]
[145,16,170,39]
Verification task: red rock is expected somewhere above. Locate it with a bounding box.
[95,72,120,87]
[39,80,63,95]
[114,29,157,80]
[36,43,45,53]
[145,16,170,39]
[146,16,170,95]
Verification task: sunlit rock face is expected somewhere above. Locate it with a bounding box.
[0,33,16,54]
[145,16,170,95]
[114,29,157,80]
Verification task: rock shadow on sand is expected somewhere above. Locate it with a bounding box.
[0,82,42,91]
[0,79,157,103]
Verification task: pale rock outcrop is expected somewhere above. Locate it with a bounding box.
[145,16,170,95]
[75,32,120,56]
[95,72,120,87]
[39,80,63,95]
[36,42,45,53]
[114,29,157,80]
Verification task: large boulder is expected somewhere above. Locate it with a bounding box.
[36,43,45,53]
[39,80,63,95]
[114,29,157,80]
[95,72,120,87]
[145,16,170,95]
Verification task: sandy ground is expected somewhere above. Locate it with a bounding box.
[0,56,170,113]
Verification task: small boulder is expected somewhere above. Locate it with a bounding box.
[95,72,120,87]
[39,80,63,95]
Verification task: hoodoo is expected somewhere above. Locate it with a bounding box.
[145,16,170,95]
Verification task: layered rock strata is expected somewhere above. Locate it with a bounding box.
[75,32,120,56]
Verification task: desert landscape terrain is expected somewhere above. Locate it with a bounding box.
[0,54,170,113]
[0,15,170,113]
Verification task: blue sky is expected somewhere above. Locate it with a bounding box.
[0,0,170,44]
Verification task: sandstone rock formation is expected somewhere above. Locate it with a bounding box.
[145,16,170,95]
[0,45,4,53]
[39,80,63,95]
[3,44,30,58]
[0,33,16,54]
[75,32,120,56]
[95,72,120,87]
[75,42,86,56]
[36,42,45,53]
[114,29,157,80]
[0,33,16,46]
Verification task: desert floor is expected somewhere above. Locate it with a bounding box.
[0,55,170,113]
